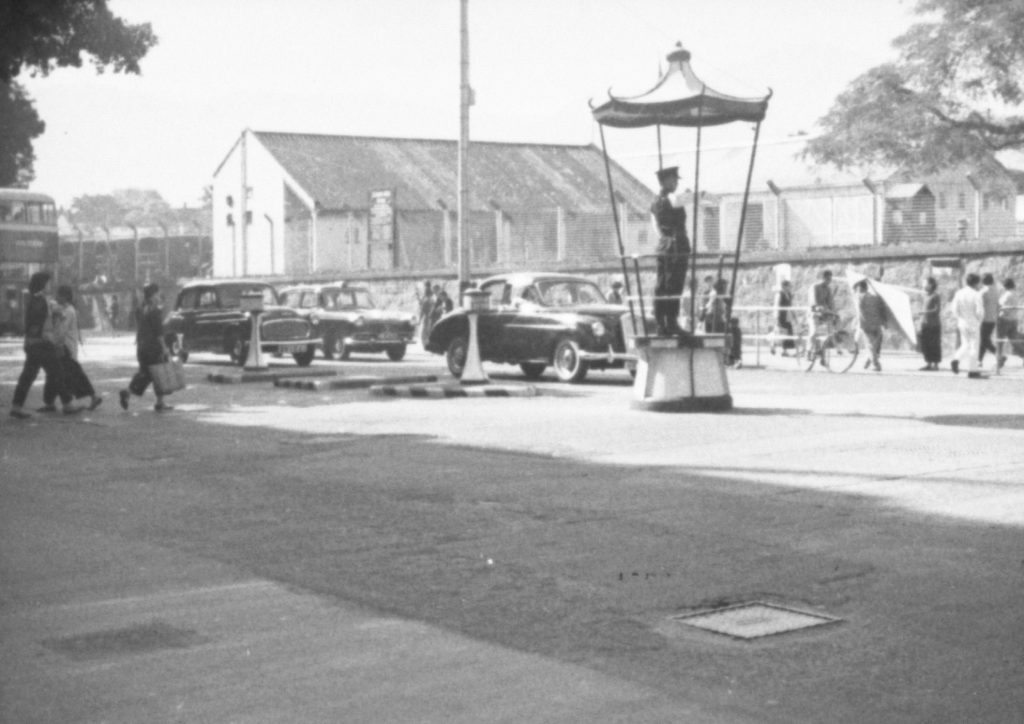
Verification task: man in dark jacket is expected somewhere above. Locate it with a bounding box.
[9,271,80,419]
[650,166,690,336]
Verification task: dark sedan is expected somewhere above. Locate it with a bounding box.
[163,281,320,366]
[278,282,415,361]
[426,272,634,383]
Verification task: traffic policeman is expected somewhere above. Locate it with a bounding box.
[650,166,691,336]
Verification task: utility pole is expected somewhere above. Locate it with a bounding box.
[457,0,472,291]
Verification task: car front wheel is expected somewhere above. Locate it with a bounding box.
[446,335,467,378]
[552,338,588,383]
[166,334,188,363]
[330,335,352,361]
[519,362,546,379]
[229,335,249,367]
[293,345,316,367]
[321,333,337,360]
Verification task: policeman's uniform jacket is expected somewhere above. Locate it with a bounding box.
[651,192,691,258]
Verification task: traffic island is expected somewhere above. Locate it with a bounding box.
[207,368,338,385]
[631,334,733,412]
[370,383,539,399]
[275,374,440,391]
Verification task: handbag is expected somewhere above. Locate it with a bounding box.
[148,358,186,395]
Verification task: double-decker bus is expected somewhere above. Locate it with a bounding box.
[0,189,59,335]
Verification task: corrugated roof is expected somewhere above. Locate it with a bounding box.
[251,132,654,213]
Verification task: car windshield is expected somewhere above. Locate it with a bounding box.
[322,287,374,310]
[535,280,607,307]
[219,285,278,308]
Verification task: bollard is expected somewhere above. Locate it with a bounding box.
[241,291,268,370]
[460,290,490,385]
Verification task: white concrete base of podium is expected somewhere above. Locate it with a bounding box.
[631,334,732,412]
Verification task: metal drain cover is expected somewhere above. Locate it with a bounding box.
[672,602,840,640]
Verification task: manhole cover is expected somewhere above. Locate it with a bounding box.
[671,602,840,640]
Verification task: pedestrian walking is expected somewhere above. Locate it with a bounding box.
[109,293,120,333]
[918,277,942,371]
[430,286,453,327]
[854,280,886,372]
[119,282,174,411]
[807,269,835,358]
[978,273,999,366]
[650,166,690,336]
[417,280,435,347]
[697,274,714,326]
[771,279,795,355]
[41,285,102,411]
[607,280,624,305]
[997,278,1019,369]
[9,272,82,419]
[951,273,985,378]
[703,278,729,334]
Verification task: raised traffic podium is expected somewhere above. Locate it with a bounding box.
[631,333,732,412]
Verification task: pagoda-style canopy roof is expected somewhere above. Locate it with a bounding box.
[592,44,771,128]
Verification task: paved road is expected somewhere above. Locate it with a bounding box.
[1,336,1022,723]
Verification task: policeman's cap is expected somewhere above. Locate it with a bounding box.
[656,166,680,182]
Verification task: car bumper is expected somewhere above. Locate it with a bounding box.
[263,339,321,353]
[578,345,635,364]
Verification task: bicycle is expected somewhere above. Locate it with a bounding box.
[805,311,859,373]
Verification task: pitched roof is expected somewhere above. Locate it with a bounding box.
[251,132,654,213]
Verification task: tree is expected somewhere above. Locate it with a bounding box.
[70,189,172,228]
[0,81,45,186]
[0,0,157,186]
[805,0,1024,175]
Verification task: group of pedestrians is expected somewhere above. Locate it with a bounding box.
[949,273,1018,378]
[415,280,454,348]
[9,273,176,420]
[9,272,102,419]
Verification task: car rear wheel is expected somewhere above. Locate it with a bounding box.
[293,345,316,367]
[386,344,407,362]
[229,335,249,367]
[519,362,546,379]
[552,338,588,383]
[446,335,468,378]
[165,334,188,363]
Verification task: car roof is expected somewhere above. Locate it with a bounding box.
[180,279,274,289]
[480,272,595,287]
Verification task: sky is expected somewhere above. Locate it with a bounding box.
[19,0,918,209]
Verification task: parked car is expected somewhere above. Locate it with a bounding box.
[426,272,635,383]
[163,280,320,366]
[278,282,416,361]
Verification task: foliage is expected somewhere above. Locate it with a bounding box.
[0,0,157,185]
[70,189,173,227]
[0,81,45,186]
[805,0,1024,174]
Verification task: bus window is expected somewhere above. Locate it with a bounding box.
[1,201,25,222]
[26,203,42,225]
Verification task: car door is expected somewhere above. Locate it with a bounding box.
[475,280,514,360]
[172,288,200,346]
[193,286,228,350]
[504,281,553,361]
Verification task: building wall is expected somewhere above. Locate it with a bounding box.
[212,131,293,278]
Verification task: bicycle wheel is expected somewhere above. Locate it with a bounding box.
[804,338,821,372]
[825,330,859,373]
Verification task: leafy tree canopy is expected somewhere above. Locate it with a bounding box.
[0,81,45,186]
[805,0,1024,175]
[70,189,173,227]
[0,0,157,186]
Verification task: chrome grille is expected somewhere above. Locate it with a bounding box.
[261,318,310,341]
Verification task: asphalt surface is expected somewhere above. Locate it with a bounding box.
[1,336,1023,723]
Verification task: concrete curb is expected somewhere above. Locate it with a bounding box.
[207,368,338,384]
[275,374,440,391]
[370,383,539,399]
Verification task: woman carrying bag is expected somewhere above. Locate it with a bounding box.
[119,282,175,412]
[41,285,103,411]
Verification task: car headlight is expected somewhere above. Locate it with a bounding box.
[354,316,365,327]
[590,321,606,338]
